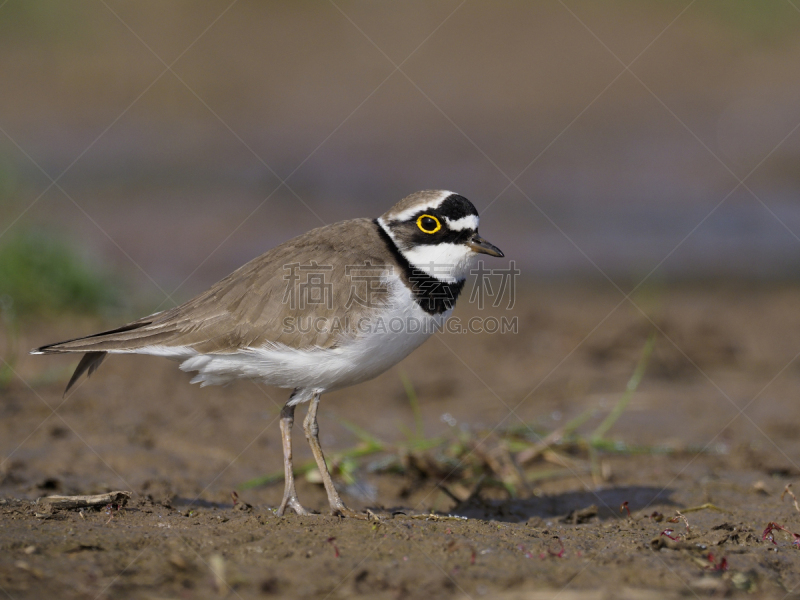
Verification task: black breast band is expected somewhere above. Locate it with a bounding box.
[374,220,465,315]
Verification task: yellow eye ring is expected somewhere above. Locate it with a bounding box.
[416,214,441,234]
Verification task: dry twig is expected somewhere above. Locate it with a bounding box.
[37,491,131,511]
[782,484,800,513]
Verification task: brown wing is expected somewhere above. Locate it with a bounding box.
[34,218,398,357]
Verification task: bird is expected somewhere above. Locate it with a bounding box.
[31,190,504,517]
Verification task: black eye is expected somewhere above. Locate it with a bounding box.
[416,214,441,234]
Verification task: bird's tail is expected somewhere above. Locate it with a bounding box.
[60,352,106,395]
[30,319,160,395]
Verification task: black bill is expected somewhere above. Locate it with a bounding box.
[468,234,504,257]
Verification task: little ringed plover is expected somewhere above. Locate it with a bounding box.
[32,190,504,517]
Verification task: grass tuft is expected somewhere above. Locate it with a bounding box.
[0,229,120,319]
[0,229,123,388]
[240,333,710,504]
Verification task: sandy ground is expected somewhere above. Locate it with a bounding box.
[3,285,800,598]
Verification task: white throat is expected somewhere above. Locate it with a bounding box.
[377,217,476,283]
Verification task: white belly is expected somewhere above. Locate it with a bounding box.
[174,282,447,400]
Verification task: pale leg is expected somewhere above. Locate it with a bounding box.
[303,393,351,516]
[277,401,309,516]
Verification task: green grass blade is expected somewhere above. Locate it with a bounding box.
[591,331,656,444]
[331,415,385,450]
[399,371,424,441]
[0,299,19,389]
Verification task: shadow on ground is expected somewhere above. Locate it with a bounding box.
[454,486,676,522]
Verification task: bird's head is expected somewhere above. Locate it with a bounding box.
[377,190,503,283]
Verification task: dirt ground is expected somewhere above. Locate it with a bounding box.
[4,284,800,599]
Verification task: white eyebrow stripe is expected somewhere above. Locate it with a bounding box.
[389,190,455,222]
[444,215,479,231]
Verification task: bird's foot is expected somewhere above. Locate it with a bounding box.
[276,495,310,516]
[330,503,366,520]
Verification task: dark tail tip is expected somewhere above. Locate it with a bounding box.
[63,352,107,397]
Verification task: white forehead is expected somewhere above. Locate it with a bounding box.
[387,190,455,222]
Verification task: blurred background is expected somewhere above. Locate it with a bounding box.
[3,1,800,505]
[2,0,800,312]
